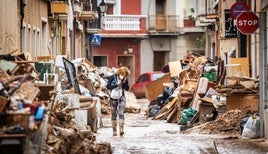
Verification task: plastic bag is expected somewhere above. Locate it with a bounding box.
[178,108,197,125]
[110,87,122,99]
[241,115,260,139]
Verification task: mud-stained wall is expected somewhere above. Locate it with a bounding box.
[0,0,19,54]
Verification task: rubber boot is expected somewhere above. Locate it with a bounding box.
[112,120,117,136]
[119,119,124,136]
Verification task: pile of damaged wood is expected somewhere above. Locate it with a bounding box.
[146,52,259,131]
[0,51,142,153]
[0,52,111,153]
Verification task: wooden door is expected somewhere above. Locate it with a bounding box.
[153,51,166,71]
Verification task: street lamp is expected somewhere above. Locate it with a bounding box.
[99,0,107,16]
[88,0,107,62]
[98,0,107,29]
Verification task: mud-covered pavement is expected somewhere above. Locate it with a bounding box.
[96,99,268,154]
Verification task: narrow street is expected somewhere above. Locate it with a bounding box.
[96,99,268,154]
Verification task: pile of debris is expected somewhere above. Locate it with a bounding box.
[146,52,259,136]
[184,109,248,135]
[0,52,139,153]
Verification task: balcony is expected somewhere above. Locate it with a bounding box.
[80,2,96,20]
[106,0,116,4]
[103,15,146,31]
[148,15,180,35]
[73,3,81,13]
[84,19,101,34]
[51,1,68,14]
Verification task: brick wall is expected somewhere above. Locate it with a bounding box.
[24,0,48,27]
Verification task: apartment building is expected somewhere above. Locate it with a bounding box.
[0,0,18,55]
[23,0,49,58]
[200,0,268,139]
[91,0,205,85]
[91,0,147,85]
[0,0,49,58]
[141,0,205,73]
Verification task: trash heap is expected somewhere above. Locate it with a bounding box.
[146,52,259,137]
[0,52,138,153]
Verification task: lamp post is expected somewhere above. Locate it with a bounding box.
[88,0,107,62]
[98,0,107,29]
[99,0,107,16]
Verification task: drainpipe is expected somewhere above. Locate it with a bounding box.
[254,0,257,78]
[20,0,26,52]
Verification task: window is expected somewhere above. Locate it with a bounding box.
[137,74,149,83]
[93,56,107,67]
[21,26,26,52]
[37,31,40,56]
[152,73,165,81]
[27,28,31,53]
[32,30,35,57]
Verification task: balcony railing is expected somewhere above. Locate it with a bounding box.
[103,15,145,31]
[148,15,180,33]
[84,19,100,33]
[106,0,116,4]
[80,2,95,20]
[50,1,69,14]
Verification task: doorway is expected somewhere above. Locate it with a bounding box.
[118,56,135,86]
[156,0,166,30]
[93,56,107,67]
[153,51,166,71]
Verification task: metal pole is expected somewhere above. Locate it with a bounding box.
[254,0,257,78]
[259,11,267,138]
[89,38,93,61]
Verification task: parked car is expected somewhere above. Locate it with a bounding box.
[130,72,165,98]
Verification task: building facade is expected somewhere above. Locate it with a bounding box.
[141,0,205,74]
[92,0,205,85]
[92,0,146,86]
[199,0,268,139]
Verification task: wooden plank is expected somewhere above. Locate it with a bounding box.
[168,60,182,77]
[37,56,55,61]
[19,81,40,102]
[230,58,250,77]
[153,96,178,120]
[190,77,209,110]
[0,96,8,114]
[167,97,182,123]
[0,134,27,138]
[145,73,172,101]
[226,94,259,112]
[181,79,198,93]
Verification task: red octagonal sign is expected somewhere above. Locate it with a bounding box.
[237,11,259,34]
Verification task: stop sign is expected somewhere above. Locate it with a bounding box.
[236,11,259,34]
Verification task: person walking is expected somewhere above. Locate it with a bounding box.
[106,66,130,136]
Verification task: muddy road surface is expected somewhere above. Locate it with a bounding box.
[96,99,268,154]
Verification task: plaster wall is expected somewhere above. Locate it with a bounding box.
[0,0,19,54]
[176,33,205,60]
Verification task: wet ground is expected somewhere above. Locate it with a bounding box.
[96,99,268,154]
